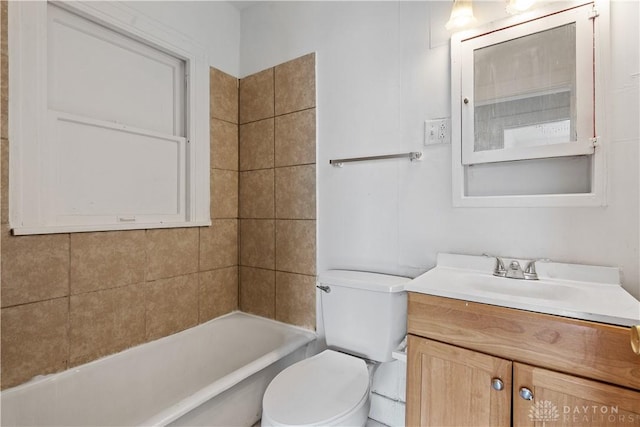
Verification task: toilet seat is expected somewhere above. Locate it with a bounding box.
[262,350,370,426]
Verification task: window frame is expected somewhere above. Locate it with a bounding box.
[9,1,211,235]
[450,0,609,208]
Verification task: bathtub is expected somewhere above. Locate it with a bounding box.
[1,312,316,427]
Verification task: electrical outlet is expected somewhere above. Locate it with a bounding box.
[424,118,451,146]
[438,121,447,139]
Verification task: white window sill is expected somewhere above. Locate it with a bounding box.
[11,220,212,236]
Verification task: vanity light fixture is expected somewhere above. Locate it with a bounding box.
[506,0,536,14]
[445,0,477,30]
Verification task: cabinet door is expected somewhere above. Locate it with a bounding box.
[406,335,512,427]
[513,363,640,426]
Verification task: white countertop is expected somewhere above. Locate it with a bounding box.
[405,253,640,327]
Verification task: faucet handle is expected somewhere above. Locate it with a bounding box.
[524,260,538,280]
[493,257,507,277]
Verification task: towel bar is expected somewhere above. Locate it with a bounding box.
[329,151,422,167]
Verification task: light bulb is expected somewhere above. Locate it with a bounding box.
[506,0,536,14]
[445,0,477,30]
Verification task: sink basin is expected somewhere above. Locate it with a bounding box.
[455,273,575,301]
[405,253,640,327]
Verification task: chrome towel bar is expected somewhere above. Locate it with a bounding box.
[329,151,422,167]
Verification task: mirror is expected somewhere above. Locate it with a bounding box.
[473,23,576,153]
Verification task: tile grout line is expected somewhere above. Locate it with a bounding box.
[237,75,243,312]
[210,116,238,126]
[197,226,201,324]
[272,66,278,320]
[236,76,241,312]
[239,162,316,173]
[66,232,71,369]
[143,228,149,341]
[238,106,315,126]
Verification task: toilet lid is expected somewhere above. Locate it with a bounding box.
[263,350,369,426]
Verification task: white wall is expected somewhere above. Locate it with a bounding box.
[126,1,241,76]
[239,0,640,299]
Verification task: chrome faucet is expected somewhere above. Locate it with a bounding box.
[492,257,538,280]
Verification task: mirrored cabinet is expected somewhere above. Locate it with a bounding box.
[451,1,608,207]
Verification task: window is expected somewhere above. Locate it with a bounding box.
[9,2,210,234]
[451,1,608,207]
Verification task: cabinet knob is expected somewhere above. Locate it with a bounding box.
[463,97,469,104]
[491,378,504,391]
[632,325,640,355]
[519,387,534,401]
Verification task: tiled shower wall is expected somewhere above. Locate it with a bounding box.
[238,53,317,330]
[0,3,240,386]
[0,5,316,389]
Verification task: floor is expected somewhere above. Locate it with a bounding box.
[365,418,390,427]
[253,418,389,427]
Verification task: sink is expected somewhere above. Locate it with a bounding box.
[456,274,574,301]
[405,253,640,327]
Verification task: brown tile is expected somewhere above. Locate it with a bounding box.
[240,169,274,219]
[145,274,198,341]
[239,68,274,124]
[70,230,146,295]
[199,267,238,322]
[69,285,145,366]
[275,165,315,219]
[210,67,238,124]
[1,298,69,389]
[276,272,316,329]
[0,1,6,37]
[0,1,6,27]
[0,64,6,142]
[239,119,274,171]
[240,219,275,269]
[239,266,275,319]
[1,2,6,141]
[276,220,316,275]
[0,2,6,56]
[0,1,6,41]
[0,97,6,140]
[210,118,238,171]
[1,83,6,143]
[275,53,315,116]
[1,138,8,224]
[0,104,6,140]
[1,226,69,307]
[211,169,238,219]
[275,109,316,167]
[199,220,238,271]
[146,228,199,281]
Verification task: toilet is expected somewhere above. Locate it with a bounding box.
[261,270,410,427]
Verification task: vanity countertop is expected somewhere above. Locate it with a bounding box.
[405,253,640,327]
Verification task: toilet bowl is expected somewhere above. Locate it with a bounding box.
[261,270,410,427]
[261,350,370,427]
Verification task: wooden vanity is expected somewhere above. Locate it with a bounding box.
[406,293,640,426]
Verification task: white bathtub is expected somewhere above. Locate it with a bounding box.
[1,312,316,427]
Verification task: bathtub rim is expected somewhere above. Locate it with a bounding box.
[143,312,317,426]
[1,311,317,426]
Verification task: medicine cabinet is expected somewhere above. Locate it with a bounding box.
[451,1,609,207]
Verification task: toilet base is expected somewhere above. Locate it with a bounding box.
[261,391,370,427]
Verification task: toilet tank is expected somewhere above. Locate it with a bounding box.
[317,270,410,363]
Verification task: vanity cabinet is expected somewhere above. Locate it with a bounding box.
[406,293,640,426]
[407,336,512,426]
